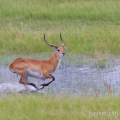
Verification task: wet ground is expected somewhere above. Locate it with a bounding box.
[0,64,120,96]
[0,54,120,96]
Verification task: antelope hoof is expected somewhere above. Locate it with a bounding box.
[29,83,39,90]
[40,84,44,86]
[40,83,48,87]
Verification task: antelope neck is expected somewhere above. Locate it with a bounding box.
[49,52,59,68]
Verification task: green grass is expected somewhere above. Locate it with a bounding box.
[0,1,120,119]
[0,0,120,55]
[0,94,119,120]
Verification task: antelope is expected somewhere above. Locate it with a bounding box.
[9,33,67,90]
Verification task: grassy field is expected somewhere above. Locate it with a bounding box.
[0,0,120,55]
[0,1,120,119]
[0,93,119,120]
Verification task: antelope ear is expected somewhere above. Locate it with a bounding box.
[52,47,58,52]
[64,46,68,50]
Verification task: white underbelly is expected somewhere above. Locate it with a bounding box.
[27,70,46,80]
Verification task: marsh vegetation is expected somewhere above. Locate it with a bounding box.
[0,0,120,55]
[0,0,120,120]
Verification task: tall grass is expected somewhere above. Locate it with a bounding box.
[0,0,120,55]
[0,94,119,120]
[0,0,120,21]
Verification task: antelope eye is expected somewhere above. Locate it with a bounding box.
[57,49,60,52]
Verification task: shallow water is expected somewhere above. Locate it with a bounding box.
[0,65,120,96]
[0,54,120,96]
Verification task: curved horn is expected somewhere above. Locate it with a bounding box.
[44,34,58,48]
[60,33,64,46]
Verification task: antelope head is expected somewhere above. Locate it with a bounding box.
[44,33,67,58]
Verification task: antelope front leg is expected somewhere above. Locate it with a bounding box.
[40,74,55,88]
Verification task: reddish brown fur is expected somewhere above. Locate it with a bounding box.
[9,46,66,90]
